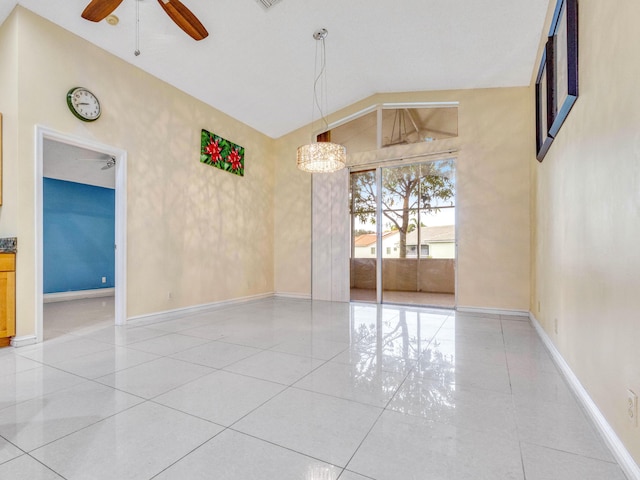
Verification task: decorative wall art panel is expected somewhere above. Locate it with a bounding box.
[201,129,245,177]
[536,45,554,161]
[548,0,579,138]
[534,0,578,162]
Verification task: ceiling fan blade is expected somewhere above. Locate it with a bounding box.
[81,0,124,22]
[157,0,209,41]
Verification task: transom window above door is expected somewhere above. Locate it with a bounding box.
[328,104,459,155]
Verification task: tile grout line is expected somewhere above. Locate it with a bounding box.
[502,315,528,480]
[224,427,347,473]
[27,453,69,480]
[147,427,227,480]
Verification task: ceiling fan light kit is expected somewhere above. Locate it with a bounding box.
[105,14,119,25]
[81,0,208,41]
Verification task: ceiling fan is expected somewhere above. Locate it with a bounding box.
[101,157,116,170]
[76,156,116,170]
[81,0,208,41]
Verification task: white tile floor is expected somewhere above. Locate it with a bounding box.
[0,297,628,479]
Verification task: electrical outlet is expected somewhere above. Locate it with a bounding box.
[101,276,107,284]
[537,300,541,312]
[627,389,638,426]
[167,292,173,299]
[554,318,558,335]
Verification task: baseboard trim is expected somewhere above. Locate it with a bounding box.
[529,313,640,480]
[44,288,115,303]
[273,292,312,300]
[456,305,529,317]
[127,292,274,325]
[11,335,38,348]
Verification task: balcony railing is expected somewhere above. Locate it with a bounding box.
[350,257,455,294]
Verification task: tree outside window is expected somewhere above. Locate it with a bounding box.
[351,160,455,258]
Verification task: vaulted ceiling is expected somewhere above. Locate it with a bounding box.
[1,0,549,138]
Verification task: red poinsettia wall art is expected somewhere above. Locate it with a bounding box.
[200,129,245,177]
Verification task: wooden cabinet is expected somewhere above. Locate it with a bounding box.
[0,253,15,347]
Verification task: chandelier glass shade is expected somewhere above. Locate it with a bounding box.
[296,142,346,173]
[296,28,346,173]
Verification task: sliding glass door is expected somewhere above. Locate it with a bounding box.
[350,159,456,307]
[349,169,378,303]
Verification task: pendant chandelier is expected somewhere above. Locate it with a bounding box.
[296,28,346,173]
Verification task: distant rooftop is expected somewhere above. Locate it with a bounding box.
[354,231,398,247]
[354,226,454,247]
[406,225,455,245]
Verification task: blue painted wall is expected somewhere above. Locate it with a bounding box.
[43,178,115,294]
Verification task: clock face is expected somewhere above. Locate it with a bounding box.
[67,87,101,122]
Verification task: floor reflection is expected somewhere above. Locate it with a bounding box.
[1,297,621,479]
[350,288,455,308]
[347,303,456,406]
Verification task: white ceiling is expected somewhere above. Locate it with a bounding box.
[2,0,549,139]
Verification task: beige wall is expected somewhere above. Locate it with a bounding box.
[0,8,275,337]
[273,125,312,297]
[531,0,640,464]
[0,11,18,230]
[275,88,531,311]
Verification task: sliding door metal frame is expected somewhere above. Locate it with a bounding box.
[375,166,383,304]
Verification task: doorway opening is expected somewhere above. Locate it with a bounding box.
[35,127,127,342]
[349,158,456,308]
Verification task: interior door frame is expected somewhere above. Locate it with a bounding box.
[35,126,127,342]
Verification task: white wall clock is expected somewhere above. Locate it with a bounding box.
[66,87,101,122]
